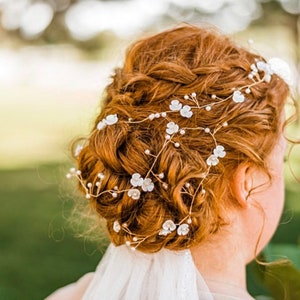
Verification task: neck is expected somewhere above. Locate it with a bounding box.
[190,226,253,298]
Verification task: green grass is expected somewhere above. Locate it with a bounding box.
[0,163,299,299]
[0,164,107,300]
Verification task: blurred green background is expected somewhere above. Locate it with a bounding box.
[0,0,299,299]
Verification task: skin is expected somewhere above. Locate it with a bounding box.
[190,133,287,299]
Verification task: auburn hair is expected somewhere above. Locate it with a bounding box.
[74,25,289,253]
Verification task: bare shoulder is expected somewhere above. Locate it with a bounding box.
[45,272,94,300]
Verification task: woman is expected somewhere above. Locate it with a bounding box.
[47,25,294,299]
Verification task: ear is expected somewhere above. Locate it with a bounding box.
[231,163,255,208]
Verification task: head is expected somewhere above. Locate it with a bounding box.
[72,25,289,253]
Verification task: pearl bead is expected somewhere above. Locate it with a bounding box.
[174,142,180,148]
[86,194,91,199]
[184,95,189,100]
[204,128,210,133]
[205,105,211,111]
[87,182,92,188]
[98,173,105,179]
[66,173,71,179]
[158,173,164,179]
[145,149,150,155]
[191,92,196,98]
[161,112,167,117]
[211,94,216,99]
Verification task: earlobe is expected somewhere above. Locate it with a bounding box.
[232,164,254,208]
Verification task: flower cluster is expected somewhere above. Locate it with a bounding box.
[97,114,118,130]
[206,145,226,166]
[68,59,279,250]
[127,173,154,200]
[159,220,191,236]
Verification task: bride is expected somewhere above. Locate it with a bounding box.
[47,25,294,299]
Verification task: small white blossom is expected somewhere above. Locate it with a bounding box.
[105,114,118,125]
[162,220,176,232]
[256,61,273,83]
[206,154,219,166]
[97,114,118,130]
[159,220,176,236]
[113,220,121,233]
[177,223,189,236]
[130,173,143,187]
[128,188,141,200]
[213,145,226,158]
[166,122,179,135]
[97,120,107,130]
[141,178,154,192]
[169,100,182,111]
[180,105,193,118]
[158,229,171,236]
[232,90,245,103]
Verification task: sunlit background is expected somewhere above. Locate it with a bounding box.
[0,1,300,299]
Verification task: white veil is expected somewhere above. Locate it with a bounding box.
[82,243,214,300]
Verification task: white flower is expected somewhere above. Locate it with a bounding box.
[97,114,118,130]
[177,223,189,236]
[169,99,182,111]
[130,173,143,187]
[105,114,118,125]
[256,61,273,83]
[97,120,107,130]
[213,145,226,158]
[206,154,219,166]
[158,229,171,236]
[162,220,176,232]
[180,105,193,118]
[128,188,141,200]
[141,178,154,192]
[166,122,179,135]
[113,220,121,233]
[232,90,245,103]
[159,220,176,236]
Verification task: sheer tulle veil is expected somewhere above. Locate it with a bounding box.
[82,244,214,300]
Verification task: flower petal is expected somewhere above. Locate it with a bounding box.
[232,90,245,103]
[177,223,189,236]
[113,220,121,233]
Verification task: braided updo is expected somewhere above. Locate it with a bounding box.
[75,25,289,253]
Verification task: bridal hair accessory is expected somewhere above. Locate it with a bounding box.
[67,58,288,250]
